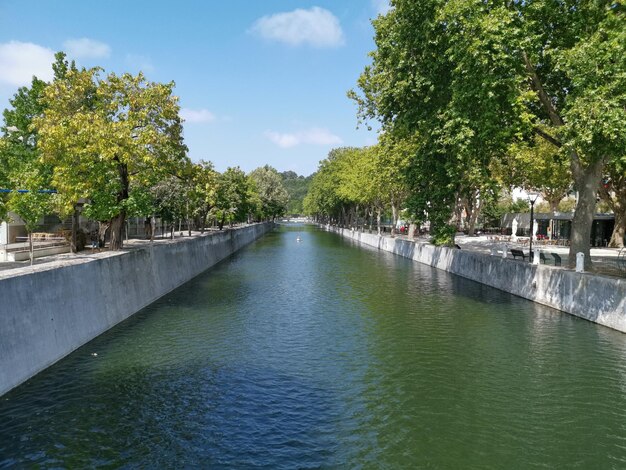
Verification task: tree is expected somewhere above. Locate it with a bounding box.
[520,2,626,268]
[249,165,289,220]
[350,0,524,245]
[34,68,188,250]
[151,176,187,238]
[1,74,55,263]
[352,0,626,266]
[303,149,345,224]
[280,171,312,215]
[189,160,219,233]
[598,159,626,248]
[493,132,572,212]
[214,167,250,230]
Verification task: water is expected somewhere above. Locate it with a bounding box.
[2,225,626,468]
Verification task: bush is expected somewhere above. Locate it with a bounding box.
[431,224,456,246]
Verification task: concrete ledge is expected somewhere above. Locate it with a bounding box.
[1,244,71,262]
[0,223,273,396]
[325,225,626,332]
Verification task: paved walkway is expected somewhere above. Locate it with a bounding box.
[388,232,626,278]
[0,229,226,274]
[2,227,625,278]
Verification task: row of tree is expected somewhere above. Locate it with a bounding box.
[333,0,625,269]
[0,53,290,258]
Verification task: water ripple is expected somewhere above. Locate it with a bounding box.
[2,225,626,468]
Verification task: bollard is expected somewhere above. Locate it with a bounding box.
[576,252,585,273]
[533,248,540,265]
[502,244,508,259]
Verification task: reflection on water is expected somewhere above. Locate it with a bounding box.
[2,224,626,468]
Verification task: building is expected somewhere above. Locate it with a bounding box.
[501,212,615,247]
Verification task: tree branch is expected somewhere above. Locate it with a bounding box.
[533,126,562,148]
[522,51,565,127]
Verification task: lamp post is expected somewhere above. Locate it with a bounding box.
[527,191,540,262]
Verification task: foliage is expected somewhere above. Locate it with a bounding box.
[151,176,187,227]
[214,167,251,228]
[430,224,456,247]
[350,0,626,266]
[1,73,54,233]
[249,165,289,220]
[481,195,530,228]
[493,132,572,211]
[280,171,312,215]
[189,160,219,228]
[34,67,188,249]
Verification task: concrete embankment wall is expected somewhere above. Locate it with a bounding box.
[324,225,626,332]
[0,223,273,396]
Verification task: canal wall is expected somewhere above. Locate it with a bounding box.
[0,223,273,397]
[324,225,626,333]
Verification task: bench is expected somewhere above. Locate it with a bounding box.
[510,249,527,260]
[551,253,562,266]
[540,252,548,264]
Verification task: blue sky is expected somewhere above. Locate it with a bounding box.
[0,1,389,176]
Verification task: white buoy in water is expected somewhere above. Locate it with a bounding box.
[296,236,302,242]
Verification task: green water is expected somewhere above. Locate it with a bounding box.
[1,224,626,468]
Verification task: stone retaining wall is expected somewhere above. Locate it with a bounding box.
[0,223,273,396]
[324,225,626,332]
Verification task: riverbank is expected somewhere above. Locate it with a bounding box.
[0,223,274,397]
[323,224,626,333]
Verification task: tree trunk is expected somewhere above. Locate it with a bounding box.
[98,221,110,248]
[376,208,382,235]
[110,158,130,250]
[599,176,626,249]
[609,208,625,248]
[569,157,604,270]
[29,231,33,266]
[218,214,225,230]
[391,203,398,236]
[549,198,560,213]
[467,194,481,237]
[70,205,79,253]
[109,211,126,250]
[408,223,417,239]
[144,218,152,240]
[455,194,464,232]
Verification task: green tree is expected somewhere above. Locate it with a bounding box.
[493,132,573,212]
[34,68,188,250]
[189,160,219,233]
[280,171,312,215]
[1,74,55,262]
[214,167,251,229]
[352,0,626,266]
[303,149,345,223]
[151,176,187,239]
[249,165,289,220]
[598,159,626,248]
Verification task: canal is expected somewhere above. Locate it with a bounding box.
[1,224,626,468]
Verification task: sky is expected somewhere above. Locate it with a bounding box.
[0,0,390,176]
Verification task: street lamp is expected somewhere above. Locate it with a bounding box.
[527,191,540,262]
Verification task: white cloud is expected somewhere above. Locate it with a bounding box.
[250,7,344,48]
[372,0,392,16]
[0,41,55,86]
[181,108,216,123]
[265,128,343,148]
[63,38,111,59]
